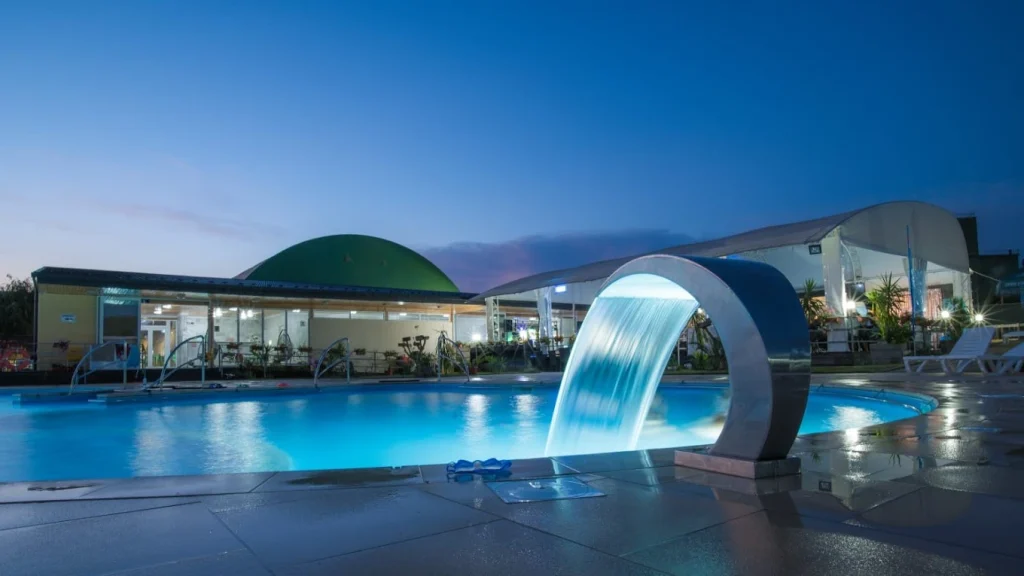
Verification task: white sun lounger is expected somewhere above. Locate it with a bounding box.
[903,326,996,374]
[978,342,1024,375]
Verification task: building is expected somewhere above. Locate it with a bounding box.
[31,235,483,371]
[472,201,975,348]
[30,200,1003,371]
[958,215,1022,306]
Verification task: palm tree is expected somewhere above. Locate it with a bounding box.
[800,279,826,324]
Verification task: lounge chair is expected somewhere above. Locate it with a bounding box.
[903,326,995,374]
[978,342,1024,375]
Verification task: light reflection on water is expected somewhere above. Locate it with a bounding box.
[0,386,926,482]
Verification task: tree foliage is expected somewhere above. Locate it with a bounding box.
[0,276,33,341]
[865,273,909,344]
[800,279,827,324]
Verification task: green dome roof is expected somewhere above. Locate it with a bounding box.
[238,235,459,292]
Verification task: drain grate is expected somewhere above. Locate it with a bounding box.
[487,477,605,504]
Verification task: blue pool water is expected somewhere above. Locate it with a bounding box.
[0,384,932,482]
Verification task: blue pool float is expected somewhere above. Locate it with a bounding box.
[446,458,512,475]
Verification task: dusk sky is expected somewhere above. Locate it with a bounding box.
[2,1,1022,292]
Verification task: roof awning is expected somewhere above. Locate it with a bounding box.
[471,201,971,301]
[32,267,478,305]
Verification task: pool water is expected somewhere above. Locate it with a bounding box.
[0,384,932,482]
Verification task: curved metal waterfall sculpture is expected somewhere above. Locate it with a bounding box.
[545,254,811,476]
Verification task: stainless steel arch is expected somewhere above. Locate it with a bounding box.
[546,254,811,462]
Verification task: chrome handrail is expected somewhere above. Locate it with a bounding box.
[436,331,470,382]
[147,335,206,390]
[314,337,350,389]
[69,340,128,393]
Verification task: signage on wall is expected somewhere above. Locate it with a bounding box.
[808,244,822,255]
[60,314,77,324]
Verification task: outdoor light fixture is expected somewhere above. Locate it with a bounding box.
[229,307,238,312]
[399,312,407,317]
[350,311,357,315]
[398,301,405,305]
[162,304,172,309]
[292,309,301,313]
[844,300,857,312]
[940,310,952,320]
[555,285,567,293]
[974,313,985,323]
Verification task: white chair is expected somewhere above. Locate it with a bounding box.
[978,342,1024,375]
[903,326,995,374]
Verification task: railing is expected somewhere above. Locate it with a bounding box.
[146,335,206,390]
[313,337,350,389]
[69,341,128,393]
[436,331,470,382]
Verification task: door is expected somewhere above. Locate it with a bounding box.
[141,326,170,369]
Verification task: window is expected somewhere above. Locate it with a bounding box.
[239,309,262,346]
[100,297,139,343]
[263,309,286,347]
[286,309,309,348]
[388,312,449,321]
[213,307,238,343]
[314,310,350,319]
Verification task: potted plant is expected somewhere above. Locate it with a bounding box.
[865,273,910,361]
[800,279,827,325]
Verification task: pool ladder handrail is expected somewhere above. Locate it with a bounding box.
[145,335,207,390]
[313,337,350,389]
[69,340,129,393]
[436,331,470,382]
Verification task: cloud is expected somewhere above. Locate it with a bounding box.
[421,229,695,293]
[105,203,286,241]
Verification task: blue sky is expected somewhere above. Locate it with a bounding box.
[1,1,1021,291]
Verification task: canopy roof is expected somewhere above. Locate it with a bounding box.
[472,201,969,301]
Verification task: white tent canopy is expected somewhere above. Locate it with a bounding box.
[473,201,971,309]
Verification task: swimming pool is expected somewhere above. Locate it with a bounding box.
[0,383,933,482]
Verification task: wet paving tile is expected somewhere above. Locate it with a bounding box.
[599,465,703,486]
[426,476,760,556]
[793,449,955,482]
[199,490,327,513]
[255,466,423,492]
[625,509,1017,576]
[848,487,1024,558]
[0,496,195,531]
[108,549,271,576]
[848,435,992,464]
[213,485,497,566]
[895,463,1024,499]
[788,431,864,453]
[276,520,667,576]
[0,503,245,576]
[81,472,274,499]
[549,448,678,474]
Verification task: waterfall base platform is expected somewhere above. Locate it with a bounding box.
[674,450,801,479]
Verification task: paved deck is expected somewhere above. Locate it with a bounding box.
[1,374,1023,575]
